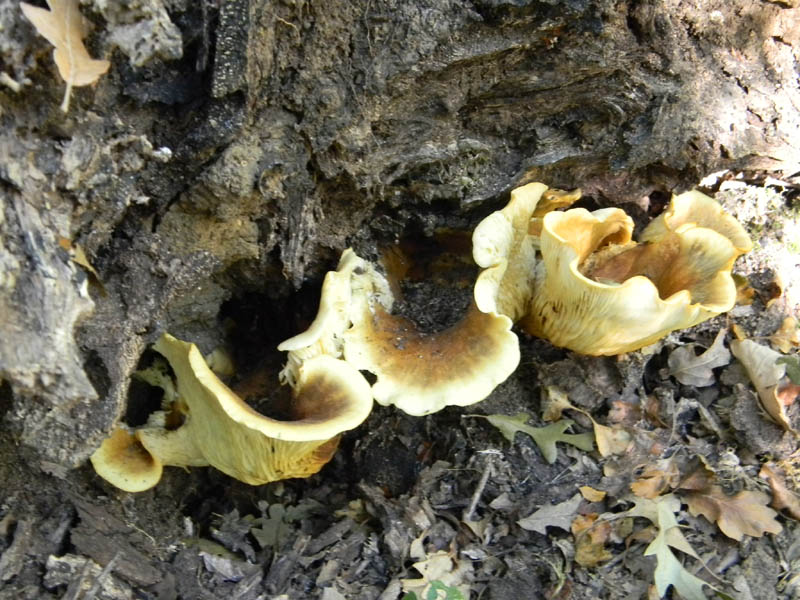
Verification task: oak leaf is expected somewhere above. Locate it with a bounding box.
[626,495,712,600]
[730,339,798,433]
[667,329,730,387]
[484,413,594,464]
[20,0,110,112]
[684,485,782,541]
[518,493,582,535]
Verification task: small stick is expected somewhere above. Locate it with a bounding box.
[463,457,493,523]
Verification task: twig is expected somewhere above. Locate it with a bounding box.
[463,457,493,523]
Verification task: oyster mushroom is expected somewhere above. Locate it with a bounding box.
[520,191,752,355]
[91,333,373,491]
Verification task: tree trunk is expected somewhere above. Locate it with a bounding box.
[1,0,798,479]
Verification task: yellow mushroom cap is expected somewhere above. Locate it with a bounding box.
[472,182,548,319]
[641,190,753,255]
[343,302,519,416]
[521,198,747,355]
[91,333,374,490]
[90,427,165,493]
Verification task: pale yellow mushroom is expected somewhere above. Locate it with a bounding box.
[472,182,548,320]
[91,333,373,491]
[277,249,390,387]
[340,233,521,415]
[520,191,751,355]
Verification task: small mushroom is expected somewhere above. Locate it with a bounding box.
[472,182,548,320]
[520,191,752,355]
[277,249,390,387]
[91,333,373,491]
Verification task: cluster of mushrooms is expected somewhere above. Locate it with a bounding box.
[91,182,752,492]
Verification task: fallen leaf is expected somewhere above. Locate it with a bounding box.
[646,537,709,600]
[484,413,594,464]
[628,495,712,600]
[668,329,731,387]
[571,513,612,567]
[760,462,800,520]
[518,493,582,535]
[592,421,631,457]
[579,486,606,502]
[730,339,797,432]
[731,322,747,341]
[20,0,110,112]
[684,485,782,541]
[631,459,680,499]
[777,383,800,407]
[541,386,572,422]
[770,317,800,353]
[400,551,471,600]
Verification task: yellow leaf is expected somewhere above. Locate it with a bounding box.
[579,486,606,502]
[685,485,782,541]
[571,513,612,567]
[20,0,109,112]
[770,317,800,354]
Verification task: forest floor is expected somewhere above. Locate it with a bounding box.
[1,179,800,600]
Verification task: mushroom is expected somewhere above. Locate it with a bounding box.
[520,191,752,355]
[338,190,537,415]
[91,333,373,491]
[277,249,390,387]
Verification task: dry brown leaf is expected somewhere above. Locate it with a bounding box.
[678,464,715,492]
[541,385,572,422]
[760,462,800,520]
[631,460,680,499]
[684,485,782,541]
[730,339,798,433]
[771,317,800,353]
[730,322,748,341]
[668,329,730,387]
[20,0,110,112]
[571,513,612,567]
[579,486,606,502]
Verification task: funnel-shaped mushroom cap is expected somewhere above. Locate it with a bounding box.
[641,190,753,255]
[521,197,748,355]
[343,301,519,416]
[472,182,548,319]
[90,428,166,493]
[92,333,374,490]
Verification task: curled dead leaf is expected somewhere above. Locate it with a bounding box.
[667,329,730,387]
[730,339,798,434]
[631,459,680,499]
[571,513,612,567]
[759,462,800,520]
